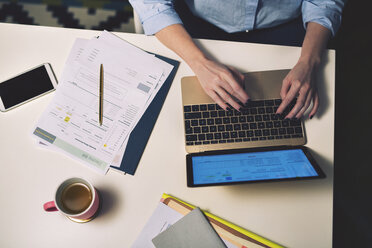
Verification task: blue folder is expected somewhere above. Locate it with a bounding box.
[110,54,179,175]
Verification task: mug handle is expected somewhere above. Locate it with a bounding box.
[43,201,58,212]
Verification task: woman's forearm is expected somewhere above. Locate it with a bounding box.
[155,24,207,71]
[299,22,331,67]
[155,24,248,110]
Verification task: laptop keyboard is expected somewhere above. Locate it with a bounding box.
[184,99,303,146]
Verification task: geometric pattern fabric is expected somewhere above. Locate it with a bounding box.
[0,0,135,33]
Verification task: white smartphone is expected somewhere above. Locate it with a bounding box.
[0,63,58,112]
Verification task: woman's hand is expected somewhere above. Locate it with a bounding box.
[276,60,319,119]
[191,57,249,110]
[155,24,248,110]
[155,22,330,118]
[276,22,331,119]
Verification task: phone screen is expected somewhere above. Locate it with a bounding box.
[187,147,325,187]
[0,65,55,109]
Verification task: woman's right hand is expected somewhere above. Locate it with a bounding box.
[154,24,249,110]
[190,57,249,110]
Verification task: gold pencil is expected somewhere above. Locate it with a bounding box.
[99,64,104,126]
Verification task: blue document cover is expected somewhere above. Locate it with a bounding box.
[110,54,179,175]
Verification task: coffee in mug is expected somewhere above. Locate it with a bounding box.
[60,182,92,214]
[44,178,100,223]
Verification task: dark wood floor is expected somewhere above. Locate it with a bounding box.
[333,1,372,247]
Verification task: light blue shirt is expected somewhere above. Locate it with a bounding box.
[130,0,345,37]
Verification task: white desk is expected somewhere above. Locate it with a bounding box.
[0,23,335,248]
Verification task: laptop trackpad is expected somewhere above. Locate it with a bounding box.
[243,69,290,100]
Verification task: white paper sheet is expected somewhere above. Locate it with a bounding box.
[32,32,172,174]
[97,32,174,168]
[131,202,183,248]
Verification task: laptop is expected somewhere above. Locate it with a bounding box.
[181,69,306,153]
[181,69,324,187]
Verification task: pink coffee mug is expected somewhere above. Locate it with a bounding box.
[43,178,100,221]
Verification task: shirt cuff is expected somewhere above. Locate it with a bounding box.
[302,2,343,37]
[141,7,183,35]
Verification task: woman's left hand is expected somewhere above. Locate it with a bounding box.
[276,60,319,119]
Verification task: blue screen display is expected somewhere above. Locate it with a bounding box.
[192,149,318,185]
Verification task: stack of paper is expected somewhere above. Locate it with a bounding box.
[131,194,283,248]
[32,31,174,174]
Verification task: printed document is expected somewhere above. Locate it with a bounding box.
[32,32,172,174]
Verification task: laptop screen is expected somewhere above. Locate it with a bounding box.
[187,147,324,187]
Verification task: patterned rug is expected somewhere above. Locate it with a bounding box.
[0,0,135,32]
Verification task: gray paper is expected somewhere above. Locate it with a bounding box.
[152,208,227,248]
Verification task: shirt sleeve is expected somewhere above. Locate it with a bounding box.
[129,0,183,35]
[302,0,346,37]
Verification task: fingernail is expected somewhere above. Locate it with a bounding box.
[310,115,313,119]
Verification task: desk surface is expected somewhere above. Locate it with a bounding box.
[0,23,335,248]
